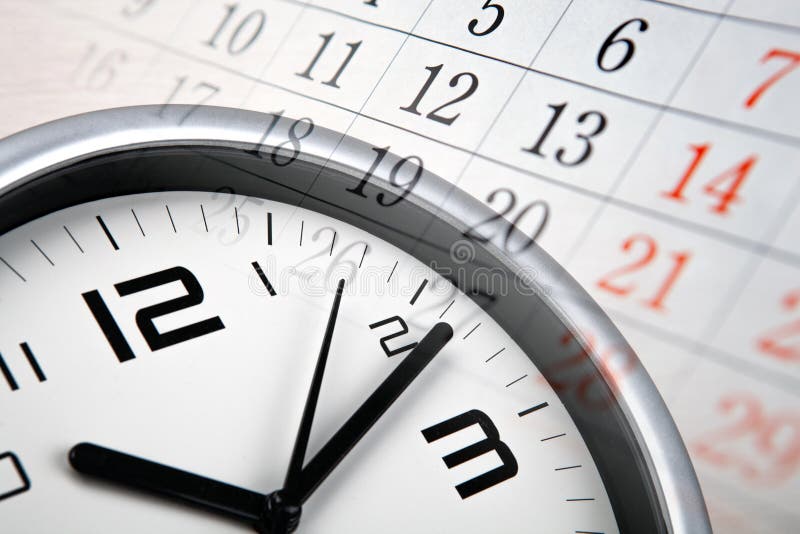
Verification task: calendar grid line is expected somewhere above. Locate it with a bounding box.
[241,0,312,105]
[646,0,800,33]
[685,171,800,388]
[298,1,435,192]
[563,0,735,263]
[449,0,577,188]
[266,0,800,147]
[608,308,800,398]
[47,6,800,273]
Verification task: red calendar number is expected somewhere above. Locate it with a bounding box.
[693,393,800,485]
[596,234,690,311]
[757,289,800,361]
[744,48,800,109]
[541,329,637,411]
[662,143,757,215]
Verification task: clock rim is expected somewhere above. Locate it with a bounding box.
[0,104,710,533]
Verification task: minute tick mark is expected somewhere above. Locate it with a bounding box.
[555,465,582,471]
[485,347,505,363]
[299,220,304,246]
[518,402,548,417]
[165,205,177,233]
[438,299,455,318]
[462,322,480,340]
[63,226,84,253]
[235,207,240,235]
[200,205,209,232]
[358,244,368,268]
[96,216,119,250]
[505,374,527,388]
[267,212,273,245]
[329,231,337,256]
[541,433,566,442]
[131,209,145,236]
[387,261,398,283]
[31,240,54,266]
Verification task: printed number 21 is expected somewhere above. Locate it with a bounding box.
[597,234,690,312]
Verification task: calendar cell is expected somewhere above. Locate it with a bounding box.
[52,0,195,43]
[261,9,405,112]
[141,54,258,112]
[605,320,695,403]
[710,258,800,381]
[168,0,302,79]
[0,5,159,136]
[480,71,657,195]
[343,115,472,185]
[730,0,800,29]
[657,1,730,13]
[567,205,750,339]
[244,84,356,134]
[671,360,800,518]
[311,0,430,33]
[414,0,572,67]
[701,471,798,534]
[615,111,800,242]
[362,37,523,149]
[772,197,800,257]
[673,18,800,138]
[451,157,600,264]
[533,0,716,104]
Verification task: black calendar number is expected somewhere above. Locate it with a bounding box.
[468,1,505,37]
[400,65,479,126]
[346,146,423,206]
[204,3,267,55]
[522,102,607,167]
[297,32,362,89]
[248,110,315,167]
[597,18,649,73]
[464,188,549,253]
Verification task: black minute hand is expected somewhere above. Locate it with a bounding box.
[296,321,453,503]
[266,278,345,534]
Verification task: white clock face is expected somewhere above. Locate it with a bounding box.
[0,190,618,533]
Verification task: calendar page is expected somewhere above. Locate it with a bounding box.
[1,1,798,532]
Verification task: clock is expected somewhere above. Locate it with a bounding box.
[0,105,709,533]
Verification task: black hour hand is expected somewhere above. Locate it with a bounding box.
[69,442,266,526]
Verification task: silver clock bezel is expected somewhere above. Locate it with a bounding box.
[0,105,710,533]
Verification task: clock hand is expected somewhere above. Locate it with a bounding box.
[295,321,453,504]
[70,322,451,530]
[69,442,266,525]
[267,278,345,534]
